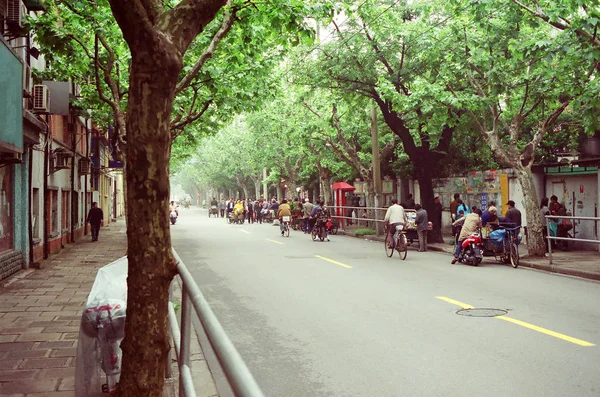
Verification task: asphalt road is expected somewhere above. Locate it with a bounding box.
[171,208,600,397]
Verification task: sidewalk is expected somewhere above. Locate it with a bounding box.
[0,219,216,396]
[0,220,128,396]
[339,228,600,281]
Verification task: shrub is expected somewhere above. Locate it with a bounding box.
[354,228,376,236]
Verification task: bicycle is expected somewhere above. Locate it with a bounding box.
[384,223,407,260]
[311,219,328,242]
[281,216,290,237]
[494,226,520,268]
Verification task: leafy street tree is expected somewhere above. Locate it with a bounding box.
[443,1,600,256]
[44,0,313,394]
[294,0,465,242]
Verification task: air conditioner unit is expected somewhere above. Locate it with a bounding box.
[78,158,91,174]
[53,151,70,170]
[22,63,32,95]
[7,0,27,29]
[70,82,81,97]
[0,152,24,164]
[32,85,50,113]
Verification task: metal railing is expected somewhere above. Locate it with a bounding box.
[545,215,600,265]
[168,249,265,397]
[327,205,391,224]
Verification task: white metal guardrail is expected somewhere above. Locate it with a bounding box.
[168,249,265,397]
[545,215,600,265]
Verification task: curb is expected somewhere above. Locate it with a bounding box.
[337,229,600,281]
[516,259,600,281]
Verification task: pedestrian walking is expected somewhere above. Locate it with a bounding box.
[86,202,104,242]
[219,199,226,217]
[415,204,428,252]
[247,199,254,224]
[302,198,314,233]
[449,193,461,244]
[255,200,262,224]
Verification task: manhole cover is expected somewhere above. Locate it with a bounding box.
[456,308,508,317]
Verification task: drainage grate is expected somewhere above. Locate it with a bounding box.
[456,308,508,317]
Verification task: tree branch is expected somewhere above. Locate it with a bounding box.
[302,102,323,118]
[175,0,238,95]
[170,100,211,134]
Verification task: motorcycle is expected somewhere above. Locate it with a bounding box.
[208,205,219,217]
[311,218,329,242]
[326,218,339,235]
[456,232,484,266]
[170,210,178,225]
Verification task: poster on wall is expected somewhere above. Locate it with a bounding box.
[0,165,14,253]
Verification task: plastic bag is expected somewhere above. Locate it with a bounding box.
[75,257,128,397]
[489,229,506,248]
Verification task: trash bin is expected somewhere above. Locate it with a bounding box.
[75,257,128,396]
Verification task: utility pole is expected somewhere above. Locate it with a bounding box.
[263,168,268,200]
[371,107,383,235]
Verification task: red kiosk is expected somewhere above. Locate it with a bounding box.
[332,182,356,229]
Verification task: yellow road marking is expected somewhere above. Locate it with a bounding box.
[315,255,352,269]
[239,230,250,234]
[436,296,474,309]
[496,316,595,347]
[266,239,284,245]
[436,296,595,347]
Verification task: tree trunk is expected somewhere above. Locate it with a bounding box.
[116,56,179,396]
[286,181,297,199]
[320,172,333,205]
[375,101,451,243]
[253,178,261,200]
[365,181,376,228]
[516,167,546,256]
[415,162,444,243]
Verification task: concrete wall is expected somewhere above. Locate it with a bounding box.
[414,168,599,249]
[544,173,598,249]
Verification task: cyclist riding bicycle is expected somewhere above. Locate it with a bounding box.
[277,199,292,236]
[384,199,407,248]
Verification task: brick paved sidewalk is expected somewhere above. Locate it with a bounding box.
[0,219,128,396]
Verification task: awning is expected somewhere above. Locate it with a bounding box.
[332,182,355,191]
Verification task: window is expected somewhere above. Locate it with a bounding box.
[62,191,69,230]
[50,190,58,234]
[32,188,39,238]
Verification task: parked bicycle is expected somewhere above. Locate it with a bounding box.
[384,223,407,260]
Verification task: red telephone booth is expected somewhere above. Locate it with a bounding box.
[332,182,356,229]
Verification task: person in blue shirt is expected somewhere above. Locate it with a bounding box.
[481,205,498,227]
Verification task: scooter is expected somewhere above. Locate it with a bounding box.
[170,210,178,225]
[457,232,484,266]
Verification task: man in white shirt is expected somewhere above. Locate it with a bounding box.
[384,199,407,248]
